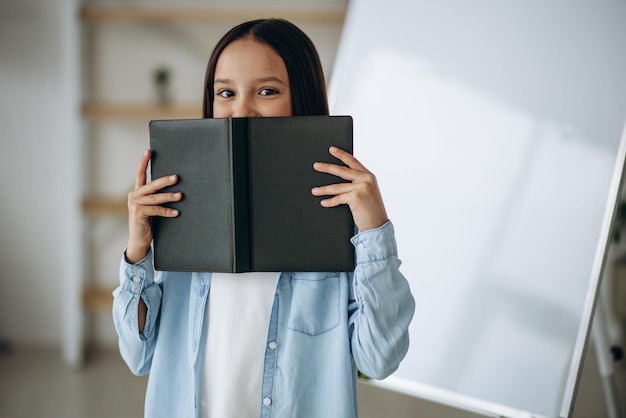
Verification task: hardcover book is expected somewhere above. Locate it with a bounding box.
[149,115,355,273]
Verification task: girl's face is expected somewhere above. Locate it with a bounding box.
[213,38,292,118]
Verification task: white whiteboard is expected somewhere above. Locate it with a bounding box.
[329,1,626,417]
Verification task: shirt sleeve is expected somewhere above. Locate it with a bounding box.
[348,221,416,379]
[112,248,162,376]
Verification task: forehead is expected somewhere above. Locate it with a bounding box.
[215,38,288,79]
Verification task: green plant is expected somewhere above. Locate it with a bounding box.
[152,65,170,87]
[152,65,172,104]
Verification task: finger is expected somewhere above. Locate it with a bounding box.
[133,203,179,218]
[328,146,369,172]
[311,183,354,197]
[314,160,377,184]
[134,191,183,207]
[128,190,181,215]
[132,174,179,199]
[134,149,152,190]
[144,174,179,195]
[319,194,349,208]
[313,161,358,181]
[129,201,179,220]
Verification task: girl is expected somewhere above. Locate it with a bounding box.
[113,18,415,418]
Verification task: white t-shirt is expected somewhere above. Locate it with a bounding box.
[199,272,278,418]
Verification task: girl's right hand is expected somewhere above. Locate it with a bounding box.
[126,149,182,264]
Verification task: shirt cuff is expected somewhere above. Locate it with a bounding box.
[350,221,398,264]
[119,247,155,292]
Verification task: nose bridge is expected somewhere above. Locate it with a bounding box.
[233,94,257,117]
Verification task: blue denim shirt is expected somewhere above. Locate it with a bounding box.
[112,221,415,418]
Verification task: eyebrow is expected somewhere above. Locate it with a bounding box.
[214,76,288,85]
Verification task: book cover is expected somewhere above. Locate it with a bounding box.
[149,115,355,273]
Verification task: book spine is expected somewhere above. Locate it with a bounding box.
[230,118,252,272]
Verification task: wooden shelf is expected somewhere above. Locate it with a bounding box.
[82,196,127,217]
[82,102,202,120]
[83,287,114,312]
[81,5,346,25]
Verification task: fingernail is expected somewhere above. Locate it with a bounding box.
[311,187,319,194]
[169,175,177,180]
[170,209,179,216]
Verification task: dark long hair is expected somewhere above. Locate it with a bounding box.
[203,19,329,118]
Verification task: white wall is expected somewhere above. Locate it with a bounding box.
[0,0,82,353]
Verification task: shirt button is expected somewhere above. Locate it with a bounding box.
[268,341,277,350]
[263,397,272,406]
[132,276,141,284]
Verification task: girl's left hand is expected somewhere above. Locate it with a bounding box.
[312,146,389,232]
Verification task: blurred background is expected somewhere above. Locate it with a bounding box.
[0,0,624,417]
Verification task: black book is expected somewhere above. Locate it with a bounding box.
[149,115,355,273]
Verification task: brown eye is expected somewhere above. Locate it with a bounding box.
[217,90,234,98]
[259,88,279,96]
